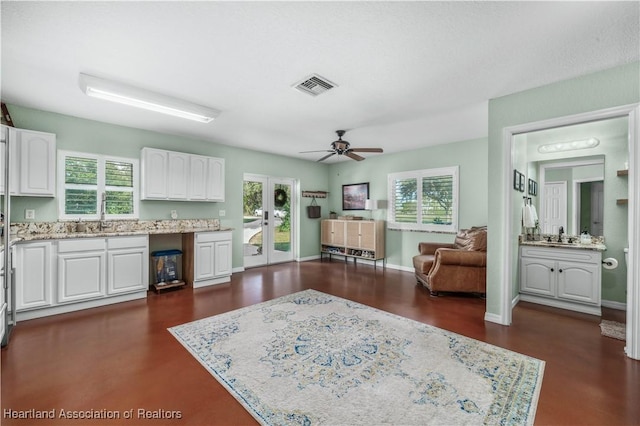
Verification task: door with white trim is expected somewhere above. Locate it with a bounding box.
[243,174,295,268]
[542,181,567,234]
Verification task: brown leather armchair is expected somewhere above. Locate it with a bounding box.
[413,227,487,296]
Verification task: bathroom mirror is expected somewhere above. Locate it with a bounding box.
[537,158,604,235]
[520,115,629,238]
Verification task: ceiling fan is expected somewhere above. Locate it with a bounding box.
[301,130,383,162]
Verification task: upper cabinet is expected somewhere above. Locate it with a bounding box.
[140,147,225,202]
[0,126,56,197]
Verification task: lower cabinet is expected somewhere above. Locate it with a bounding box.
[320,219,385,267]
[15,236,149,320]
[183,231,232,288]
[107,236,149,295]
[519,245,602,316]
[15,241,53,311]
[58,238,106,303]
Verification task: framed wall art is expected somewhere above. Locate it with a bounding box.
[528,178,538,196]
[342,182,369,210]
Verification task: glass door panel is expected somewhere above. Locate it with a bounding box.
[243,176,268,268]
[270,180,293,264]
[243,174,295,268]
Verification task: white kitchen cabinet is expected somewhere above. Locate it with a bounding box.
[107,236,149,295]
[0,126,56,197]
[140,147,225,202]
[57,238,106,304]
[184,231,232,288]
[206,157,225,202]
[188,154,208,200]
[14,235,150,321]
[140,148,168,199]
[167,152,189,199]
[15,241,54,311]
[519,245,602,315]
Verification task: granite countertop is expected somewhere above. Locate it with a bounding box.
[2,219,232,248]
[519,236,607,252]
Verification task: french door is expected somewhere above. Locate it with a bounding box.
[243,174,295,268]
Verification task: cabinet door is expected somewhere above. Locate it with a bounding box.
[188,155,208,200]
[345,221,361,248]
[323,220,345,246]
[206,157,225,201]
[15,242,53,310]
[141,148,168,199]
[321,220,333,245]
[520,257,556,297]
[214,240,232,277]
[108,248,148,295]
[167,152,189,199]
[58,251,106,303]
[557,261,600,304]
[17,129,56,196]
[195,241,215,281]
[359,222,376,250]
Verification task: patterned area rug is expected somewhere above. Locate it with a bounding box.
[600,320,626,341]
[169,290,544,425]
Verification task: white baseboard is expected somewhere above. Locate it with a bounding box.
[601,299,627,311]
[297,255,321,262]
[232,266,245,273]
[484,312,507,325]
[512,293,521,308]
[384,263,414,273]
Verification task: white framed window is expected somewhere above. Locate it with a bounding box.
[58,150,139,220]
[387,166,459,233]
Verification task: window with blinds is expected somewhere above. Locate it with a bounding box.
[387,166,458,232]
[58,151,139,220]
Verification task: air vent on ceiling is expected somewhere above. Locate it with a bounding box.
[293,74,337,96]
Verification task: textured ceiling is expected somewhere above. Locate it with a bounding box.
[1,1,638,163]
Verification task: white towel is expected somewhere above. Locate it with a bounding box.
[530,204,538,224]
[522,204,536,228]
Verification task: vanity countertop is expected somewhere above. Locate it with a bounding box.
[519,240,607,252]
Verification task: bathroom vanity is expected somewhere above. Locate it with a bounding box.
[519,243,604,316]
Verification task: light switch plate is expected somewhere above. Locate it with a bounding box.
[25,209,35,220]
[219,209,226,217]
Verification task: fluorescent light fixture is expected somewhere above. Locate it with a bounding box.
[79,73,220,123]
[537,137,600,154]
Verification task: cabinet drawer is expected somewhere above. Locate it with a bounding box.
[107,235,148,249]
[520,246,601,263]
[58,238,106,253]
[196,231,232,243]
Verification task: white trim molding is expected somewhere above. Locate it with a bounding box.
[499,103,640,360]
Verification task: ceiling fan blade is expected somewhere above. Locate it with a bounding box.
[349,147,383,153]
[300,149,333,153]
[346,152,365,161]
[317,152,336,162]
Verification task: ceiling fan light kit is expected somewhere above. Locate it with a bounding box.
[79,73,221,123]
[301,130,383,162]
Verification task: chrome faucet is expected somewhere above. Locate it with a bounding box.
[99,192,111,231]
[557,226,564,243]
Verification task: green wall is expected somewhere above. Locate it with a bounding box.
[327,138,489,270]
[6,104,330,267]
[488,61,640,317]
[6,104,489,273]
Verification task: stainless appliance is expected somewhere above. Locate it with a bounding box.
[1,125,15,346]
